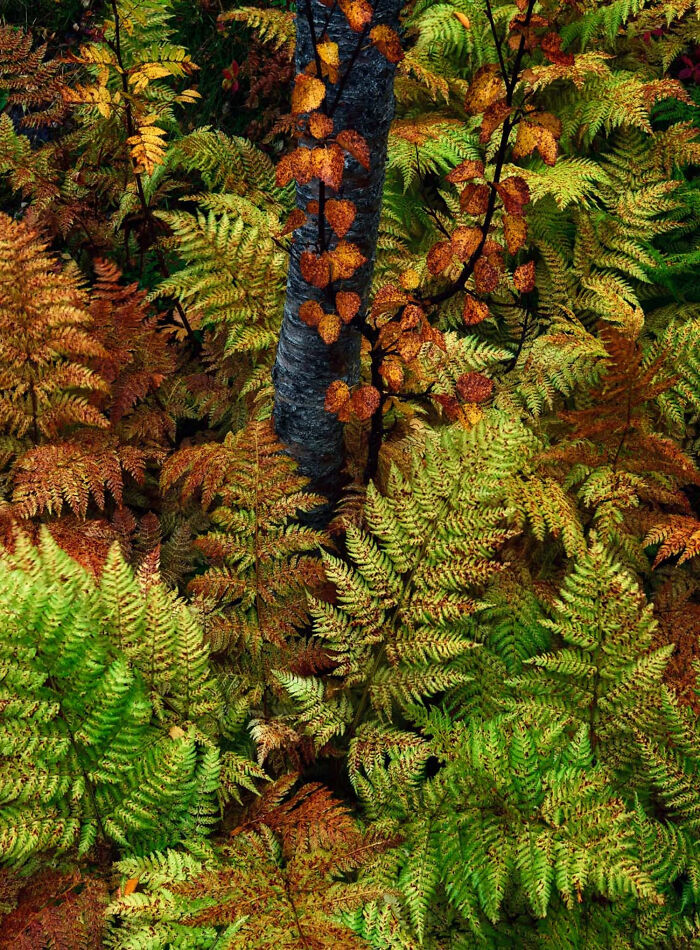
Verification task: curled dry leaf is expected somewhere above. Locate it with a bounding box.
[513,260,536,292]
[462,294,489,326]
[454,10,471,29]
[457,371,494,404]
[325,198,356,238]
[336,129,371,169]
[351,384,381,420]
[370,25,404,63]
[292,74,326,115]
[336,291,361,323]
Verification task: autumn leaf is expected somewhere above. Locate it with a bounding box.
[451,226,482,262]
[123,878,139,897]
[446,158,485,183]
[427,240,453,275]
[281,209,307,236]
[465,65,506,115]
[339,0,373,32]
[299,300,324,327]
[336,129,370,169]
[541,32,575,67]
[453,11,471,30]
[300,251,331,288]
[513,112,561,166]
[462,294,489,326]
[456,372,493,404]
[325,379,352,420]
[328,242,367,280]
[474,256,500,293]
[401,303,424,330]
[396,331,422,362]
[370,25,404,63]
[317,40,340,82]
[513,260,536,292]
[495,176,530,215]
[318,312,342,343]
[276,148,314,187]
[371,284,409,321]
[351,384,381,420]
[460,183,491,216]
[325,199,356,238]
[380,359,404,391]
[309,112,334,139]
[400,268,421,290]
[336,291,361,323]
[433,393,461,420]
[503,215,528,254]
[292,74,326,114]
[480,100,512,143]
[311,145,345,190]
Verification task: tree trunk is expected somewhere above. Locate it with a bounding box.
[272,0,402,508]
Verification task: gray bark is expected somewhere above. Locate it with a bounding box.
[272,0,403,508]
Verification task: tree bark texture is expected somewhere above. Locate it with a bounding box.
[272,0,403,506]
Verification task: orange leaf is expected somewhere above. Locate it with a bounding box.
[292,74,326,115]
[339,0,373,32]
[495,176,530,215]
[503,215,528,254]
[446,158,485,183]
[479,100,512,143]
[276,153,295,187]
[299,300,324,327]
[513,113,560,166]
[336,129,370,169]
[325,379,352,419]
[379,359,404,392]
[325,198,356,237]
[401,303,424,331]
[433,393,461,420]
[453,11,471,30]
[371,283,409,321]
[427,240,453,276]
[318,312,342,343]
[281,208,307,235]
[309,112,334,139]
[300,251,331,288]
[457,371,493,403]
[306,199,320,214]
[513,260,536,292]
[396,331,422,362]
[399,268,421,290]
[462,294,489,326]
[460,183,490,216]
[370,25,404,63]
[311,145,345,190]
[123,878,139,897]
[317,40,340,82]
[351,384,381,420]
[451,226,482,262]
[465,65,506,115]
[474,256,500,294]
[336,291,361,323]
[541,32,575,67]
[328,241,366,280]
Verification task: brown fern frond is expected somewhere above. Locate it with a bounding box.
[647,516,700,568]
[0,26,69,127]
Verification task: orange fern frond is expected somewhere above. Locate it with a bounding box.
[647,515,700,568]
